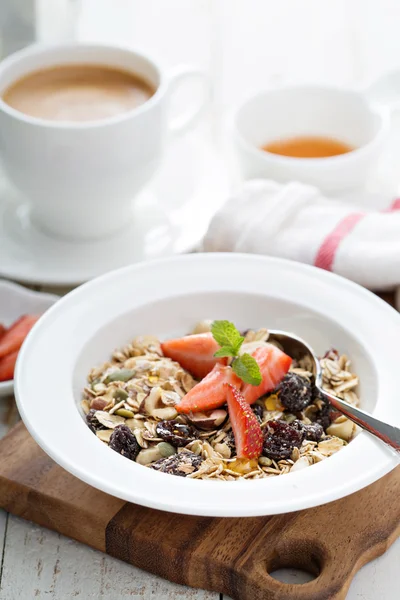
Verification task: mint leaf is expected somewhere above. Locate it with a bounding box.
[232,353,262,386]
[211,320,261,387]
[214,347,236,358]
[232,339,245,355]
[211,320,244,352]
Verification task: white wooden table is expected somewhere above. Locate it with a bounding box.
[0,1,399,597]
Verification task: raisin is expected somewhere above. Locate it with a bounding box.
[276,373,312,412]
[303,422,324,442]
[86,409,106,433]
[252,404,264,423]
[109,424,140,461]
[263,420,303,461]
[292,419,324,442]
[156,420,199,447]
[316,404,332,430]
[225,431,237,456]
[313,389,332,430]
[150,452,203,477]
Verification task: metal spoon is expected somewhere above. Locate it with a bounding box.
[268,329,400,453]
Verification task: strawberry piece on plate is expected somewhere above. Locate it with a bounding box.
[0,350,19,381]
[225,384,263,459]
[0,315,40,359]
[0,324,6,341]
[175,364,241,414]
[242,344,292,405]
[161,332,226,380]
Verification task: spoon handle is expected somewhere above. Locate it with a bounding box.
[321,390,400,453]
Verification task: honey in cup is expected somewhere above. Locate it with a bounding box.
[262,136,354,159]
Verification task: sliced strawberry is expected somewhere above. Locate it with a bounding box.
[161,332,226,380]
[225,384,263,458]
[0,315,40,359]
[0,350,19,381]
[242,344,292,405]
[175,364,241,414]
[0,324,6,341]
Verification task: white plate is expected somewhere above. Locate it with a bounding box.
[0,280,58,397]
[15,254,399,516]
[0,129,227,286]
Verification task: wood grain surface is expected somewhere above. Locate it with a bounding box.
[0,423,398,600]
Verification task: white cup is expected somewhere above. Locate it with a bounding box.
[232,85,389,194]
[0,43,207,240]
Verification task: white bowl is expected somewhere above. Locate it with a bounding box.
[0,280,58,397]
[15,254,399,516]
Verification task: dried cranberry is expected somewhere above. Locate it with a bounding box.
[109,424,140,461]
[292,420,323,442]
[252,404,264,423]
[156,420,199,447]
[150,452,203,477]
[263,420,303,461]
[276,373,312,412]
[86,409,106,433]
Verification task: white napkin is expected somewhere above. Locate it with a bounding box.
[203,180,400,296]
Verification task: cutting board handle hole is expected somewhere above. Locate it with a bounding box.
[264,540,323,584]
[269,568,316,585]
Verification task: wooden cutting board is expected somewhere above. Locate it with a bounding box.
[0,422,398,600]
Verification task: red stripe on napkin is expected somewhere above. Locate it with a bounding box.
[314,213,365,271]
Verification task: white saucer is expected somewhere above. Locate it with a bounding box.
[0,129,228,286]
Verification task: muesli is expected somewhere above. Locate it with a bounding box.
[81,320,359,480]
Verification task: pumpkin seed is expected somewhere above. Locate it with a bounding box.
[258,456,272,467]
[104,369,135,384]
[115,408,135,418]
[157,442,176,457]
[114,388,129,400]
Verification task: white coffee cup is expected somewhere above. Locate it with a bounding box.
[232,85,389,194]
[0,43,207,240]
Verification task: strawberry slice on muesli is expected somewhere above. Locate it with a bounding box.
[225,384,263,459]
[161,332,226,379]
[241,345,292,404]
[175,363,241,414]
